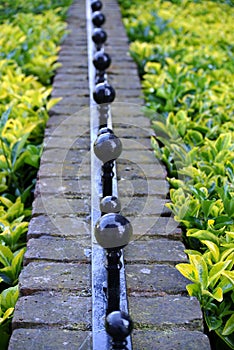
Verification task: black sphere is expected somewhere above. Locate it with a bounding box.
[94,213,132,249]
[100,196,121,214]
[92,11,105,27]
[91,0,102,12]
[92,28,107,45]
[94,132,122,163]
[93,82,115,104]
[93,51,111,71]
[106,311,133,341]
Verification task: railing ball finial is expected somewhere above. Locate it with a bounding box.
[94,213,132,249]
[93,82,115,104]
[91,0,102,12]
[92,28,107,49]
[94,131,122,163]
[106,310,133,349]
[93,51,111,71]
[92,11,106,27]
[100,196,121,214]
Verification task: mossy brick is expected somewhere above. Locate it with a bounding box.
[121,149,157,163]
[52,79,89,89]
[28,215,91,238]
[121,196,170,216]
[125,239,187,264]
[50,102,89,115]
[55,65,88,75]
[114,128,155,140]
[130,216,181,239]
[9,329,91,350]
[35,178,91,197]
[41,149,88,164]
[129,296,203,331]
[19,262,91,294]
[43,136,90,150]
[32,196,90,217]
[51,88,90,97]
[12,292,91,329]
[132,330,211,350]
[50,96,90,108]
[24,237,91,264]
[117,161,167,180]
[44,123,90,138]
[118,179,169,197]
[126,264,188,294]
[38,162,91,179]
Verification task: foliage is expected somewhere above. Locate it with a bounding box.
[0,0,70,347]
[0,285,19,348]
[120,0,234,348]
[0,0,73,22]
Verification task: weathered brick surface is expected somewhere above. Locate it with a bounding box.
[19,262,91,294]
[9,330,92,350]
[132,330,211,350]
[12,293,91,329]
[9,0,211,349]
[129,296,204,330]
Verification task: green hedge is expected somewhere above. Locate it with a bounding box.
[119,0,234,349]
[0,1,72,347]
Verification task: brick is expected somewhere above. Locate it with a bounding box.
[132,330,211,350]
[24,237,91,264]
[43,136,90,150]
[44,123,90,138]
[9,330,91,350]
[19,262,91,294]
[117,161,167,180]
[125,239,187,264]
[50,103,89,115]
[41,149,88,164]
[35,178,91,197]
[129,296,203,331]
[114,127,154,139]
[28,215,91,238]
[32,196,90,216]
[38,162,91,179]
[121,196,170,216]
[126,264,188,294]
[130,216,181,239]
[118,179,169,197]
[51,88,90,97]
[12,292,91,328]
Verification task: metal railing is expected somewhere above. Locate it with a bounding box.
[86,0,133,349]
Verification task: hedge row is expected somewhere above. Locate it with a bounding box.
[0,1,72,348]
[119,1,234,349]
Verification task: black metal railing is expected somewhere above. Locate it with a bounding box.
[88,1,134,349]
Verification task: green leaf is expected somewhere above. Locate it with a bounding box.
[201,240,220,262]
[215,133,232,152]
[11,133,29,167]
[203,287,223,302]
[1,285,19,311]
[187,229,219,245]
[189,254,208,289]
[176,263,198,283]
[0,308,14,325]
[0,246,13,267]
[186,283,201,298]
[12,248,25,278]
[222,314,234,336]
[209,260,232,286]
[221,271,234,285]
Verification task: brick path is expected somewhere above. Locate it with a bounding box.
[9,0,211,349]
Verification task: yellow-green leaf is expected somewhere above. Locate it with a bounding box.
[222,314,234,336]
